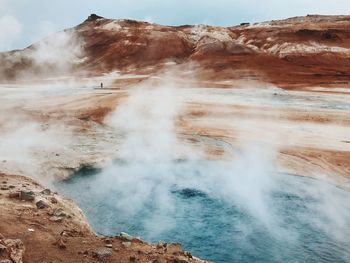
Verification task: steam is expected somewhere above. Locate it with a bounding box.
[101,76,186,235]
[96,76,276,230]
[73,72,349,262]
[0,15,22,51]
[0,109,75,183]
[24,30,84,75]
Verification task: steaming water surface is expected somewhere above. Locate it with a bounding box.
[55,163,350,263]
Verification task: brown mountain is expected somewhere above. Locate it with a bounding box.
[1,14,350,88]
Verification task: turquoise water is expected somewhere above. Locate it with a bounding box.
[55,163,350,263]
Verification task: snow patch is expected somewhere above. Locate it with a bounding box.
[190,25,232,43]
[101,21,122,31]
[248,22,273,29]
[267,42,350,57]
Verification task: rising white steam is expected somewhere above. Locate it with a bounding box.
[25,30,84,74]
[0,110,75,182]
[93,74,279,237]
[88,72,350,263]
[0,15,22,51]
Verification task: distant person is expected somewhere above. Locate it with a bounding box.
[100,82,103,89]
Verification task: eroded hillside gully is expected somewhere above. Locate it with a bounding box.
[47,77,350,263]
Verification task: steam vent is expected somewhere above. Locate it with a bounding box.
[0,2,350,263]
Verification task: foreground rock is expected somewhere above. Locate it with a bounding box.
[0,235,25,263]
[0,173,208,263]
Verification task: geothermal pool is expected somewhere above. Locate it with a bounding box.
[55,161,350,263]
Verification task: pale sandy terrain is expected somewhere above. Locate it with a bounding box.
[0,73,349,187]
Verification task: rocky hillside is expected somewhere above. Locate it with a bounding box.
[1,14,350,88]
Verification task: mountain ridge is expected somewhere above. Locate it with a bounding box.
[1,14,350,88]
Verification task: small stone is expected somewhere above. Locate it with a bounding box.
[104,238,112,244]
[122,242,131,248]
[53,208,66,217]
[50,197,58,204]
[156,242,165,249]
[174,256,190,263]
[130,255,136,261]
[53,238,66,249]
[166,243,182,255]
[92,248,112,259]
[120,232,134,241]
[185,252,192,258]
[105,244,113,248]
[0,243,7,252]
[49,216,63,222]
[41,189,51,195]
[19,190,35,201]
[28,228,35,232]
[8,185,15,189]
[36,200,48,209]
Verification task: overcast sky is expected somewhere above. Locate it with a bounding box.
[0,0,350,51]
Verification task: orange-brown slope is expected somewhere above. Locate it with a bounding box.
[1,14,350,88]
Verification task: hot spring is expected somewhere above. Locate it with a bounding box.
[54,83,350,262]
[55,160,350,263]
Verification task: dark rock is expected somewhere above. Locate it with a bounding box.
[36,200,48,209]
[156,242,167,249]
[19,190,35,201]
[41,189,51,195]
[49,216,63,222]
[86,14,104,22]
[174,256,190,263]
[53,208,66,217]
[130,255,136,261]
[104,239,112,244]
[185,252,193,259]
[50,197,58,204]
